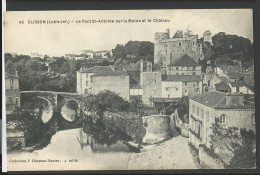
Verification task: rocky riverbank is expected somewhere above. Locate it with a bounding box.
[127,135,199,170]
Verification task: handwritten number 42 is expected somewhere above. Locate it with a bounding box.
[19,20,24,24]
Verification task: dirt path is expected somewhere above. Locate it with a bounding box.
[127,135,199,170]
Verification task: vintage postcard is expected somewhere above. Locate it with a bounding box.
[3,9,255,171]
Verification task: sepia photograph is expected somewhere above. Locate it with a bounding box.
[3,9,255,171]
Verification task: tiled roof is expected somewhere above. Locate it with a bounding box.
[190,91,254,109]
[163,75,201,82]
[169,54,200,67]
[214,82,231,91]
[6,89,20,97]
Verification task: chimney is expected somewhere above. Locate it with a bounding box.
[147,62,152,72]
[166,29,170,38]
[226,93,244,107]
[140,59,144,86]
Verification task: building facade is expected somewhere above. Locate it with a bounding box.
[189,91,255,149]
[77,65,130,100]
[5,73,20,114]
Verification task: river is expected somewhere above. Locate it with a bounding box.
[8,102,134,171]
[8,128,133,171]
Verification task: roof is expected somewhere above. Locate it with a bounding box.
[229,81,246,87]
[153,98,182,103]
[214,82,231,91]
[79,65,129,77]
[163,75,201,82]
[227,72,243,79]
[5,74,19,79]
[79,66,112,73]
[6,89,20,97]
[190,91,254,109]
[169,54,200,67]
[217,76,229,83]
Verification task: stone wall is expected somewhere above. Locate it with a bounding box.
[142,72,162,106]
[142,115,170,144]
[174,110,189,137]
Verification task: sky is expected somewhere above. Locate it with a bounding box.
[4,9,253,57]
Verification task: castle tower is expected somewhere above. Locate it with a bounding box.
[203,30,213,45]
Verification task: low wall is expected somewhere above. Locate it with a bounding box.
[174,110,189,137]
[199,145,225,169]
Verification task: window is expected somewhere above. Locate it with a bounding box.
[206,111,209,122]
[192,104,195,114]
[236,87,239,93]
[220,114,226,124]
[192,66,196,71]
[193,72,196,75]
[165,87,169,91]
[197,81,199,86]
[86,80,89,86]
[176,87,178,91]
[201,109,204,120]
[184,82,187,86]
[168,95,170,98]
[197,107,200,116]
[179,42,181,46]
[84,89,88,94]
[176,67,179,70]
[15,97,19,105]
[10,79,14,88]
[182,73,184,75]
[252,113,255,124]
[176,73,179,75]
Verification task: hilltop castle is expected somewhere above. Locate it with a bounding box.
[154,29,212,72]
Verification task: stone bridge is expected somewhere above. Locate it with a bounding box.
[20,91,85,127]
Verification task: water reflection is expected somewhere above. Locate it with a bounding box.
[78,116,135,152]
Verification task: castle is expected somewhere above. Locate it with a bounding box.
[154,29,212,72]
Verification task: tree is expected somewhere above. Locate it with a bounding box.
[209,118,256,168]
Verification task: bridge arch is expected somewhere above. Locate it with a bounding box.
[34,96,54,123]
[60,99,81,122]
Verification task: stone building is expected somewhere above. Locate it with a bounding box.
[166,54,202,75]
[77,65,130,100]
[188,91,255,149]
[162,75,202,98]
[154,29,208,72]
[5,72,20,114]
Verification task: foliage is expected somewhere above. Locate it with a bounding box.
[211,32,253,68]
[112,41,154,63]
[85,91,131,118]
[176,100,189,123]
[228,129,256,169]
[209,118,256,168]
